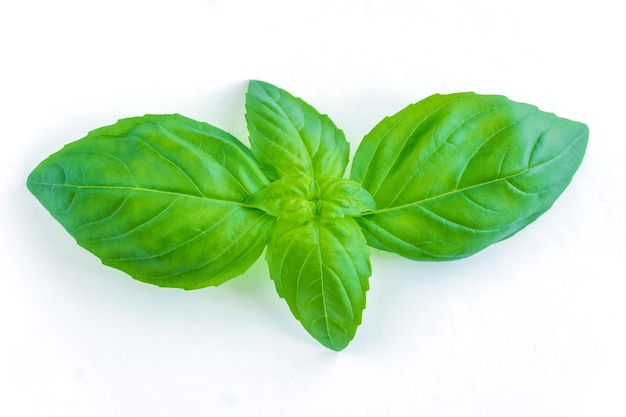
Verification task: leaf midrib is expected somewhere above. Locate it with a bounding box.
[359,128,587,217]
[29,182,257,208]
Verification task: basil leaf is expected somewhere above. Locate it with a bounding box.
[245,175,316,220]
[245,80,350,180]
[245,175,376,220]
[351,93,588,260]
[266,217,371,351]
[28,114,276,289]
[316,177,376,218]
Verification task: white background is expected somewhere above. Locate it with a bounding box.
[1,1,624,416]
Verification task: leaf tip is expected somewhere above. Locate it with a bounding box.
[247,79,273,95]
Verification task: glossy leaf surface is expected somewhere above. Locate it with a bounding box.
[266,217,371,351]
[351,93,588,260]
[245,80,350,180]
[28,114,275,289]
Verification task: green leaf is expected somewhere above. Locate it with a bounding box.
[244,175,316,220]
[316,176,376,218]
[245,80,350,180]
[351,93,588,260]
[245,175,376,220]
[27,114,276,289]
[266,217,371,351]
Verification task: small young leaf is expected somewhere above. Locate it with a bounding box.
[245,175,316,220]
[266,217,371,351]
[245,80,350,180]
[245,175,376,220]
[28,114,276,289]
[351,93,588,260]
[316,177,376,218]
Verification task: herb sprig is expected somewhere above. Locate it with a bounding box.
[28,81,588,350]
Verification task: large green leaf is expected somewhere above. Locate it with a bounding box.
[266,217,371,351]
[245,80,350,180]
[27,114,276,289]
[351,93,588,260]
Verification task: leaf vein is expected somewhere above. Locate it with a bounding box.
[385,103,510,207]
[72,192,132,232]
[139,140,205,197]
[366,96,467,198]
[149,211,271,279]
[82,196,181,244]
[105,204,241,260]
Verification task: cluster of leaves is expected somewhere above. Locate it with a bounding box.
[27,81,588,350]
